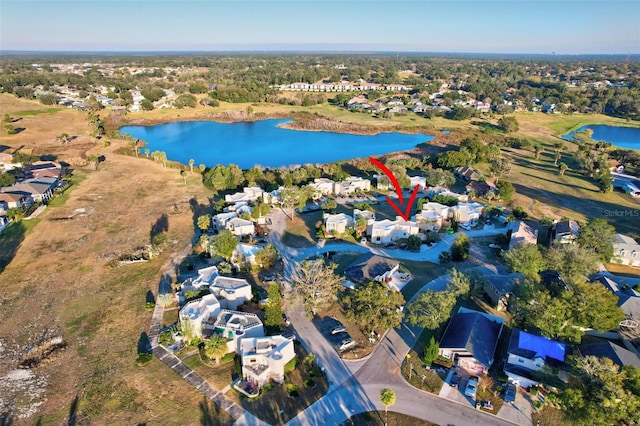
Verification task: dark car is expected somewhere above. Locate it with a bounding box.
[450,372,461,388]
[504,384,517,403]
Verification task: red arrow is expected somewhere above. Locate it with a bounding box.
[369,157,421,222]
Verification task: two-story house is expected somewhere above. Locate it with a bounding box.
[239,335,296,388]
[504,329,567,388]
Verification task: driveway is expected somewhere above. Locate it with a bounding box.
[497,386,533,426]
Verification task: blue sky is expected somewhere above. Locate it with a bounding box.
[1,0,639,53]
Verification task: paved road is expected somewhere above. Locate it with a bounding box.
[269,208,526,426]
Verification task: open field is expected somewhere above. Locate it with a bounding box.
[343,411,437,426]
[0,95,217,423]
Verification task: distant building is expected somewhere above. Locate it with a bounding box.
[612,234,640,266]
[509,221,539,249]
[551,220,580,245]
[579,341,640,369]
[483,273,523,312]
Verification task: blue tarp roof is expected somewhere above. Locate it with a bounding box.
[518,330,565,362]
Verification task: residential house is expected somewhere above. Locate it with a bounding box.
[239,335,296,388]
[612,234,640,266]
[551,220,580,244]
[374,264,412,292]
[343,253,396,285]
[226,217,255,237]
[368,217,419,245]
[409,176,427,191]
[233,244,263,266]
[353,208,376,228]
[0,214,8,233]
[180,266,219,294]
[309,178,337,196]
[1,177,59,204]
[213,310,264,352]
[179,294,221,339]
[509,221,539,249]
[346,96,370,110]
[225,187,265,203]
[454,166,482,182]
[417,202,450,232]
[324,213,354,234]
[579,341,640,369]
[504,329,567,388]
[210,276,253,310]
[450,202,484,226]
[224,201,252,216]
[429,189,469,203]
[0,192,32,212]
[212,212,238,231]
[337,176,371,195]
[438,308,504,374]
[483,273,523,312]
[465,181,496,198]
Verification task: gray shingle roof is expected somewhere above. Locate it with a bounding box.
[579,341,640,369]
[439,311,503,368]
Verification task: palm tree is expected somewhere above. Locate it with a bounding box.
[204,335,229,365]
[197,214,211,233]
[533,144,544,159]
[180,170,187,185]
[554,150,562,166]
[199,164,206,174]
[188,159,195,174]
[144,148,150,158]
[559,162,568,176]
[380,388,396,426]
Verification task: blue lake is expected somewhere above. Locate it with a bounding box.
[120,119,433,169]
[563,124,640,150]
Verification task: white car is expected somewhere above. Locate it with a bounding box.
[336,337,356,352]
[465,377,478,399]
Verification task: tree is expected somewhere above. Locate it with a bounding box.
[559,162,568,175]
[86,154,99,170]
[578,218,616,262]
[407,234,422,251]
[490,158,512,183]
[437,150,470,168]
[496,180,515,201]
[342,281,405,334]
[546,243,599,280]
[188,159,195,174]
[533,144,544,159]
[38,93,57,105]
[447,268,471,296]
[199,164,206,174]
[180,170,187,185]
[290,259,341,318]
[174,93,197,109]
[498,115,519,133]
[451,234,470,261]
[204,335,229,364]
[197,214,211,233]
[554,150,562,166]
[406,289,457,330]
[264,283,283,330]
[422,336,439,365]
[380,388,396,425]
[180,317,197,346]
[255,244,279,269]
[0,172,16,186]
[140,99,154,111]
[144,148,150,158]
[209,230,237,261]
[503,243,546,281]
[151,151,168,167]
[280,186,314,220]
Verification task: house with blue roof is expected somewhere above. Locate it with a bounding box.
[504,329,567,388]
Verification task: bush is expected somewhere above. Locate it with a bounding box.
[136,352,153,366]
[145,301,155,311]
[451,234,471,261]
[304,379,315,388]
[286,383,300,397]
[439,251,452,264]
[513,206,528,219]
[284,357,298,373]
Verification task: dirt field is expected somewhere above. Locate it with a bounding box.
[0,95,221,424]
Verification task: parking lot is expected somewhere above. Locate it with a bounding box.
[315,316,357,355]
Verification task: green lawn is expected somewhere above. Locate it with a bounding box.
[14,107,64,116]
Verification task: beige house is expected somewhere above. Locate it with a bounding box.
[417,202,450,231]
[210,276,253,310]
[212,212,238,231]
[179,294,221,339]
[324,212,354,234]
[552,220,580,244]
[368,217,419,245]
[612,234,640,266]
[337,176,371,195]
[226,217,255,237]
[308,178,337,196]
[239,335,296,388]
[450,202,484,226]
[509,221,539,249]
[225,186,264,203]
[214,310,264,352]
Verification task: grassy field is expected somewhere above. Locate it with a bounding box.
[343,411,437,426]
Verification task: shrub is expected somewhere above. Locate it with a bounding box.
[286,383,300,397]
[136,352,153,366]
[439,251,451,264]
[303,353,316,368]
[513,206,528,219]
[451,234,471,261]
[284,357,298,373]
[145,301,155,311]
[304,379,315,388]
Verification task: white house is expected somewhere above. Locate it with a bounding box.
[324,213,354,234]
[417,202,450,231]
[214,310,264,353]
[239,335,296,388]
[504,329,566,388]
[374,264,412,292]
[224,201,252,216]
[210,276,253,310]
[409,176,427,191]
[212,212,238,231]
[353,208,376,226]
[233,243,263,266]
[450,202,484,226]
[368,217,419,245]
[337,176,371,195]
[225,187,265,203]
[612,234,640,266]
[308,178,337,196]
[179,294,221,339]
[226,217,255,237]
[180,266,219,294]
[509,221,539,249]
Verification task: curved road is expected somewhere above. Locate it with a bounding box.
[265,208,523,426]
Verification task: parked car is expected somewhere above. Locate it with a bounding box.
[504,384,517,403]
[450,372,461,388]
[465,377,479,399]
[330,324,347,335]
[336,337,356,352]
